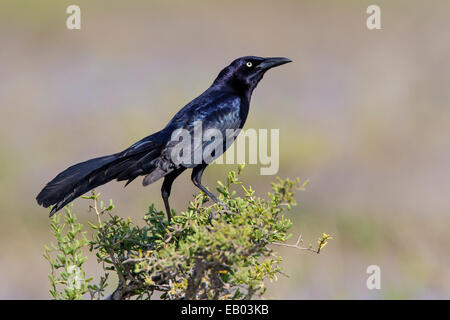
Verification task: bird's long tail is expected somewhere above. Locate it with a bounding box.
[36,139,163,216]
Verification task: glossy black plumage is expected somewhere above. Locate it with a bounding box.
[36,56,291,220]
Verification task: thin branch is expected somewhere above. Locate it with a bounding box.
[272,234,320,254]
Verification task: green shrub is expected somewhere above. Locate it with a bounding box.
[44,165,331,300]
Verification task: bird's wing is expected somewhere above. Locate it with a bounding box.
[141,94,242,185]
[159,94,243,168]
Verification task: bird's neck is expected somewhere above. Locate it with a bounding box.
[213,80,254,104]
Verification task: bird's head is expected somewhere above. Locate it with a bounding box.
[213,56,292,97]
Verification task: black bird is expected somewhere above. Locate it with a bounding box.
[36,56,291,221]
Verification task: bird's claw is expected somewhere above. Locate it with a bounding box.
[207,202,230,225]
[219,202,230,212]
[208,211,215,225]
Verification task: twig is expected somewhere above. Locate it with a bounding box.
[272,234,320,254]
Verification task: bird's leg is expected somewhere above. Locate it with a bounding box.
[191,165,229,222]
[161,167,186,222]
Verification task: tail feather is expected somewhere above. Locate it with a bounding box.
[116,149,161,182]
[37,154,121,216]
[36,138,165,216]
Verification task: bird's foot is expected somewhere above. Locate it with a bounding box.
[201,196,210,204]
[219,202,230,212]
[208,210,215,225]
[207,202,230,224]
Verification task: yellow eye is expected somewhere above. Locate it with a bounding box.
[246,62,253,67]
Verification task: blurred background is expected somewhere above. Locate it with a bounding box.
[0,0,449,299]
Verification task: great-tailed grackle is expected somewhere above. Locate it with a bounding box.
[36,56,291,221]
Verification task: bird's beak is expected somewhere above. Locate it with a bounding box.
[257,57,292,71]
